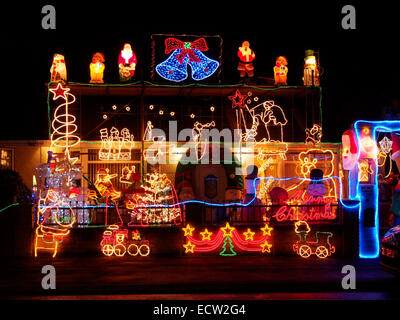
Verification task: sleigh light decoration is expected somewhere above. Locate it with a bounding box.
[99,127,134,161]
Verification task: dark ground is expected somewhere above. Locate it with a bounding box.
[1,255,399,300]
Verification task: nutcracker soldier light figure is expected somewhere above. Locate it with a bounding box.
[273,56,288,86]
[90,52,105,83]
[50,53,67,83]
[303,49,320,86]
[237,41,256,79]
[118,43,137,82]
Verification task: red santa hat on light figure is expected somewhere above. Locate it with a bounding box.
[342,129,358,170]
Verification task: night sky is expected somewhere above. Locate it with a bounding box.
[1,2,398,142]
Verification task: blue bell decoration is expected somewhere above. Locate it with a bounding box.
[188,49,219,81]
[155,49,189,82]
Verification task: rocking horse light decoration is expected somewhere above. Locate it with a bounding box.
[155,37,220,82]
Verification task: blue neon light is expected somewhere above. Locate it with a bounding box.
[351,120,400,258]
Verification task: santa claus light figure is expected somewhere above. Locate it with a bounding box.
[237,41,256,78]
[118,43,137,82]
[50,53,67,83]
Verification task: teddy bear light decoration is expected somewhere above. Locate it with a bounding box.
[90,52,105,83]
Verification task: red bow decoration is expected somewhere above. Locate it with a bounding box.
[164,37,209,65]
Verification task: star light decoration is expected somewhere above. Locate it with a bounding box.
[221,222,235,237]
[243,228,255,241]
[49,83,70,100]
[200,228,213,241]
[228,89,246,109]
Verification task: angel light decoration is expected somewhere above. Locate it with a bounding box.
[90,52,105,83]
[273,56,288,86]
[50,53,67,83]
[118,43,137,82]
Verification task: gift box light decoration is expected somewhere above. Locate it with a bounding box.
[127,173,183,226]
[237,41,255,78]
[273,56,288,86]
[99,127,134,161]
[100,225,150,257]
[292,221,335,259]
[90,52,105,83]
[156,37,219,82]
[182,222,273,256]
[303,49,320,86]
[118,43,137,82]
[50,53,67,83]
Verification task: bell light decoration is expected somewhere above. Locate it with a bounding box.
[303,49,320,86]
[237,41,255,78]
[50,53,67,83]
[90,52,105,83]
[273,56,288,86]
[118,43,137,82]
[155,37,219,82]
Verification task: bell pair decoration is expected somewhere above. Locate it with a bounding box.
[156,37,219,82]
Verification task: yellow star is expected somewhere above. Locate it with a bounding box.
[182,224,195,237]
[183,241,195,253]
[261,223,273,236]
[221,222,235,238]
[260,240,272,253]
[200,228,213,241]
[243,228,255,241]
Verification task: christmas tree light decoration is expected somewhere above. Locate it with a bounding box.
[100,225,151,257]
[274,56,288,86]
[305,124,323,146]
[49,83,80,162]
[89,52,105,83]
[128,173,183,226]
[293,221,335,259]
[182,222,273,256]
[50,53,67,83]
[118,43,137,82]
[303,50,320,86]
[156,37,219,82]
[99,127,134,161]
